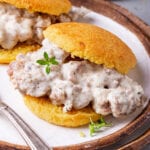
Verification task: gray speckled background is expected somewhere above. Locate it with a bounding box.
[113,0,150,25]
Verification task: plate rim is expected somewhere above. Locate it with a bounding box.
[0,0,150,149]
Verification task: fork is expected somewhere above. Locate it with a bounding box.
[0,99,51,150]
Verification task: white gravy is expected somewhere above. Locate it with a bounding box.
[8,39,145,117]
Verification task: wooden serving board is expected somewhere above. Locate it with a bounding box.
[0,0,150,149]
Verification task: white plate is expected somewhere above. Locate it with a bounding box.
[0,8,150,147]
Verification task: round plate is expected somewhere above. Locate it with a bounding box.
[0,0,150,149]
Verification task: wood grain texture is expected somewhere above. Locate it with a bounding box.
[0,141,29,150]
[0,0,150,149]
[119,130,150,150]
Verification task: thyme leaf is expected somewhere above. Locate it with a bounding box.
[89,116,112,136]
[36,52,58,74]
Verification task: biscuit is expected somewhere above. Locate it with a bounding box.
[0,0,71,15]
[0,44,39,63]
[44,22,136,74]
[0,0,71,63]
[24,95,100,127]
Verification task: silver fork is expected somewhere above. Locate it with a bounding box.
[0,99,51,150]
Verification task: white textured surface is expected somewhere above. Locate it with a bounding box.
[0,10,150,147]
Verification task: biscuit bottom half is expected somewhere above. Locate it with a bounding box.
[24,95,100,127]
[0,44,40,64]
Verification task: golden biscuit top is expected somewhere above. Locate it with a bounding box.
[43,22,137,74]
[0,0,71,15]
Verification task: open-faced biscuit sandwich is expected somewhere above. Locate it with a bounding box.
[8,22,146,127]
[0,0,72,63]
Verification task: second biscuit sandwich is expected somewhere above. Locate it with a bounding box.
[0,0,72,63]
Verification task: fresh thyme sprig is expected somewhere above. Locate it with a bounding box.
[36,52,58,74]
[89,116,112,136]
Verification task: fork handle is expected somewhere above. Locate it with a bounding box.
[1,103,51,150]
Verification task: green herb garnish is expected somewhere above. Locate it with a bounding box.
[89,116,112,136]
[36,52,59,74]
